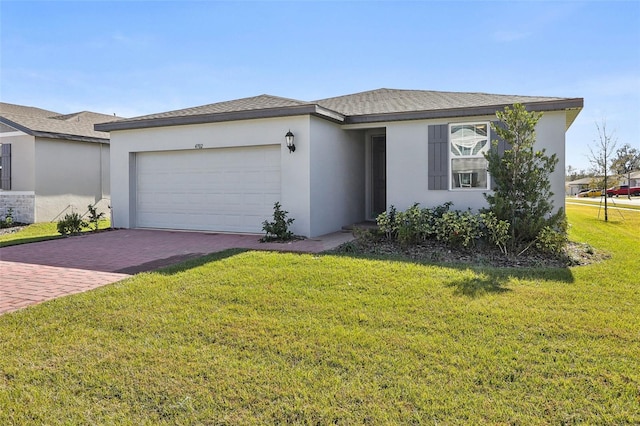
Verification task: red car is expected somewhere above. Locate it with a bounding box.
[606,185,640,197]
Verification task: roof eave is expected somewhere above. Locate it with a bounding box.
[344,98,585,125]
[30,131,110,144]
[0,117,110,143]
[0,118,36,136]
[95,104,345,132]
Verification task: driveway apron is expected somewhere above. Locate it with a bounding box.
[0,229,353,314]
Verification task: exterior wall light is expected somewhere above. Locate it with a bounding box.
[285,130,296,153]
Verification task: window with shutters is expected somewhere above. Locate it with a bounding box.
[449,123,490,190]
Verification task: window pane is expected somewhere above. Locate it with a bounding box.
[451,157,488,189]
[450,123,488,157]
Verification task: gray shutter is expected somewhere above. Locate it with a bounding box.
[428,124,448,190]
[492,121,511,157]
[1,144,10,190]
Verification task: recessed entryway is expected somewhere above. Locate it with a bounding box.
[371,135,386,218]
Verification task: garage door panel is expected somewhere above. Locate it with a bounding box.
[136,146,280,233]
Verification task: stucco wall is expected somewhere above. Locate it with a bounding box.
[108,110,568,237]
[309,117,365,236]
[109,115,313,236]
[34,138,110,222]
[386,117,492,212]
[0,133,36,191]
[385,111,567,213]
[532,111,566,212]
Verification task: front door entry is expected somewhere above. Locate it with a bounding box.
[371,135,386,217]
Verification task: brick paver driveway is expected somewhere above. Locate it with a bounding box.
[0,229,353,314]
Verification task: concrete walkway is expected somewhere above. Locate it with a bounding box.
[0,229,354,315]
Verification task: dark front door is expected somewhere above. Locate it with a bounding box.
[371,135,386,217]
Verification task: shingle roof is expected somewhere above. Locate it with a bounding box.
[123,94,312,122]
[95,88,584,132]
[0,102,120,143]
[96,94,344,131]
[0,103,59,118]
[313,88,570,116]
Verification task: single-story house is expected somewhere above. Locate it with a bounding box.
[625,170,640,187]
[566,171,640,196]
[566,176,597,196]
[96,88,583,238]
[0,102,119,223]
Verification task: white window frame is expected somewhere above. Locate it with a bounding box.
[448,122,490,191]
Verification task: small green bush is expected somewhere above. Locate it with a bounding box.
[374,202,567,257]
[397,203,423,245]
[1,208,14,229]
[434,210,483,249]
[376,205,398,240]
[534,215,568,256]
[261,202,295,242]
[377,202,453,245]
[86,204,105,231]
[57,212,87,235]
[481,212,510,255]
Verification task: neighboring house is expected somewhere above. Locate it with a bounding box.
[0,102,119,223]
[566,171,640,196]
[624,170,640,187]
[96,88,583,238]
[566,177,596,196]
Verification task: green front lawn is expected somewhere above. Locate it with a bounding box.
[566,196,640,211]
[1,205,638,424]
[0,220,111,247]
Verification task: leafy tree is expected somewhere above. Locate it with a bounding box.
[565,165,590,181]
[484,103,564,254]
[587,121,617,221]
[610,143,640,199]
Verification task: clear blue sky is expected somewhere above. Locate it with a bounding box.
[2,0,639,172]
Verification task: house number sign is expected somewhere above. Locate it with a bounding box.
[194,144,203,149]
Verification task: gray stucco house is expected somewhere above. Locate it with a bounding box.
[96,88,583,238]
[0,103,118,223]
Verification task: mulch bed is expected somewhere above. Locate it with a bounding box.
[0,224,28,236]
[331,235,608,268]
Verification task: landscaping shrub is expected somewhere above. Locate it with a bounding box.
[377,202,453,245]
[481,211,510,255]
[261,202,295,242]
[1,208,14,229]
[57,212,87,235]
[378,202,482,249]
[534,215,569,256]
[434,209,483,249]
[86,204,105,231]
[376,205,398,240]
[485,103,566,254]
[374,200,568,257]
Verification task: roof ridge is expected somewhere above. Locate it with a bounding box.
[315,88,569,102]
[256,93,309,104]
[116,94,311,123]
[0,102,61,118]
[52,111,122,121]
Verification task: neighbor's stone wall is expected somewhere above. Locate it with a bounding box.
[0,191,35,224]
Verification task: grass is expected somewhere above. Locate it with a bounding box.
[0,220,111,247]
[1,205,639,424]
[566,196,640,211]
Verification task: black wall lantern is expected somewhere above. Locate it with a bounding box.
[285,130,296,153]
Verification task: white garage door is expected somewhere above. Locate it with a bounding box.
[136,145,280,233]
